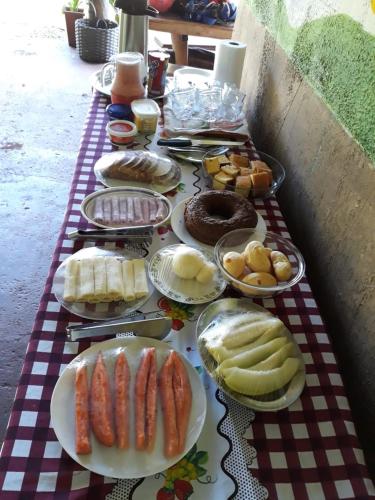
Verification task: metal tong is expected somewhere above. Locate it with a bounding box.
[66,316,172,342]
[68,226,154,243]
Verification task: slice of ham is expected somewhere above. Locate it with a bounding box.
[155,199,166,222]
[93,198,104,224]
[126,197,135,224]
[111,196,121,225]
[148,198,157,223]
[133,197,145,225]
[119,197,128,224]
[91,195,167,226]
[141,198,150,225]
[103,198,112,224]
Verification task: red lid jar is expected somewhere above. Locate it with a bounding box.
[106,120,138,146]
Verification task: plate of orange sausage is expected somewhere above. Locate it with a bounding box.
[50,337,207,479]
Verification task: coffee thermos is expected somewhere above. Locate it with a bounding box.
[114,0,158,67]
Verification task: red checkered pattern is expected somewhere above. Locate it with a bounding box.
[0,91,373,499]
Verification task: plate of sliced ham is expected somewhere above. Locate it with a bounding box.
[50,337,207,478]
[80,187,173,230]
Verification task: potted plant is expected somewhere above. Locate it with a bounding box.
[63,0,85,48]
[76,0,119,63]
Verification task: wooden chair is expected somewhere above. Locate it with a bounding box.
[149,12,233,65]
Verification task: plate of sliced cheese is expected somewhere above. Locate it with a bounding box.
[196,298,305,411]
[53,247,154,320]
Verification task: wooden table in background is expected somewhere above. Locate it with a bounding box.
[149,12,233,65]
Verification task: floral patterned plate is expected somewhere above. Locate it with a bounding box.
[148,244,227,304]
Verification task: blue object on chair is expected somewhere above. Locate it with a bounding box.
[184,0,237,25]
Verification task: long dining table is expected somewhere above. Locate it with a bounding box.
[0,90,373,500]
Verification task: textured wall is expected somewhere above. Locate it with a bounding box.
[233,0,375,474]
[243,0,375,164]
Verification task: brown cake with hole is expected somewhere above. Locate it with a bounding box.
[184,190,258,246]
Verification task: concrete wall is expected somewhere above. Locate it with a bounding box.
[233,0,375,473]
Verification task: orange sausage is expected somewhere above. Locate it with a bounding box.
[115,351,130,449]
[159,352,179,457]
[171,351,192,454]
[90,352,115,447]
[135,348,153,450]
[75,363,91,454]
[145,348,157,452]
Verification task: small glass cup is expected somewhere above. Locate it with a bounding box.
[198,88,222,122]
[169,87,196,120]
[221,83,245,121]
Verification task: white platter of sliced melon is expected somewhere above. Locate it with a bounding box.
[196,298,305,411]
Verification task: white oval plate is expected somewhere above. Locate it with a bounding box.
[51,337,207,479]
[94,152,181,195]
[80,186,172,230]
[196,298,306,411]
[171,196,267,251]
[173,67,213,90]
[148,244,227,304]
[53,246,154,320]
[90,71,173,99]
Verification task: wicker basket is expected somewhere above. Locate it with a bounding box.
[76,19,119,63]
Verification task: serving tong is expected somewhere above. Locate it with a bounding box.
[68,226,153,243]
[66,316,172,342]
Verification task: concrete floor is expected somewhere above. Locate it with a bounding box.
[0,0,101,442]
[0,0,218,445]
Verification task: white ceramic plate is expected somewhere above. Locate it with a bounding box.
[50,337,207,479]
[53,247,154,320]
[171,197,267,251]
[173,67,213,90]
[90,69,111,97]
[196,298,306,411]
[90,71,173,99]
[148,244,227,304]
[94,152,182,195]
[80,186,172,230]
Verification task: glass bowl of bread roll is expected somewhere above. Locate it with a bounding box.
[202,150,285,199]
[214,229,305,298]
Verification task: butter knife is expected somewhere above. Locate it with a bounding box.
[157,137,246,147]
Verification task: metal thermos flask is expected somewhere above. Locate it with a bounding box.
[114,0,159,69]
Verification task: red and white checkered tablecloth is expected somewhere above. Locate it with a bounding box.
[0,91,373,500]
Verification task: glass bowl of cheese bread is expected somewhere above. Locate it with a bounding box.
[196,298,305,410]
[202,150,285,199]
[214,228,305,298]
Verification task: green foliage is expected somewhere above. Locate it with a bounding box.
[245,0,375,162]
[67,0,83,11]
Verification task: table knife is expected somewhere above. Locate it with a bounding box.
[68,227,153,242]
[66,316,172,341]
[157,137,246,148]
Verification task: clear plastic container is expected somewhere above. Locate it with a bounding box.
[106,120,137,146]
[131,99,161,134]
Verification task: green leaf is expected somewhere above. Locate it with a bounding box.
[195,451,208,464]
[196,465,207,477]
[184,444,197,461]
